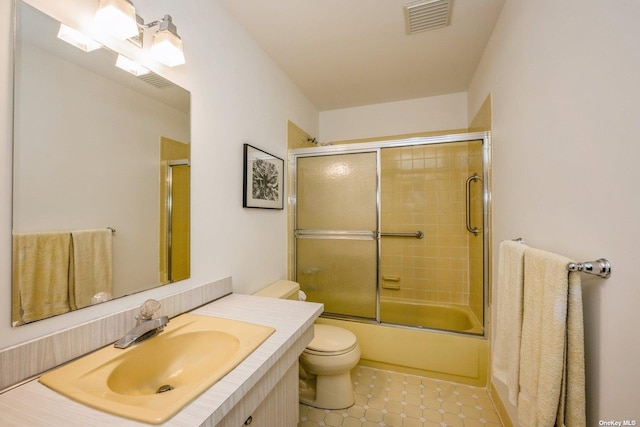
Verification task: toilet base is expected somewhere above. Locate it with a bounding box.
[299,372,355,410]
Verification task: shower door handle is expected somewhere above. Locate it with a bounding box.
[466,173,482,236]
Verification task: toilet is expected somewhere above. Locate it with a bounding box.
[253,280,361,409]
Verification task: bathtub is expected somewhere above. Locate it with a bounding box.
[379,298,483,334]
[317,301,488,386]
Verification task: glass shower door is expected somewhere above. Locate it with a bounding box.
[295,152,378,319]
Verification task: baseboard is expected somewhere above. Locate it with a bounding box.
[489,381,515,427]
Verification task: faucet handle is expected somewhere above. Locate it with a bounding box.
[138,299,161,321]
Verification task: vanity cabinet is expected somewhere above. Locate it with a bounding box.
[218,361,298,427]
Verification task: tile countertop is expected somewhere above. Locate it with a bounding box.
[0,294,323,426]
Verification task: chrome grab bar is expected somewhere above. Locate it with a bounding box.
[380,231,424,239]
[466,173,482,235]
[295,229,377,240]
[296,229,424,240]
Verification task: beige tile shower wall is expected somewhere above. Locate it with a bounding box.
[380,143,471,305]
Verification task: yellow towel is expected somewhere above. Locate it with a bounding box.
[492,240,527,405]
[12,232,71,324]
[518,248,585,427]
[69,229,113,310]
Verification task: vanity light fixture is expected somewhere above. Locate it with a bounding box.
[94,0,186,67]
[115,54,150,76]
[95,0,138,40]
[147,15,186,67]
[57,24,103,52]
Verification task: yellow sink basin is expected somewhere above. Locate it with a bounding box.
[39,313,275,424]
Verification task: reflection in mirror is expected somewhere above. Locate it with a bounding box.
[12,1,191,326]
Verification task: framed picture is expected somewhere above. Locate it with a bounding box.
[243,144,284,209]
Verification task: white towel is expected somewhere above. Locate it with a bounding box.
[69,229,113,310]
[492,240,527,405]
[517,248,583,427]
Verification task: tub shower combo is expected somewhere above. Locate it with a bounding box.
[290,132,491,384]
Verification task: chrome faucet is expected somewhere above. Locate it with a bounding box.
[114,299,169,349]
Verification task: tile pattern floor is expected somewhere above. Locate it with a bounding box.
[299,366,503,427]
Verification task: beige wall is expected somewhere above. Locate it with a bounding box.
[319,93,468,142]
[468,0,640,422]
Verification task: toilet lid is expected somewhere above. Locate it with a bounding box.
[306,324,357,354]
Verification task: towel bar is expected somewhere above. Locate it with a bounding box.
[510,238,611,279]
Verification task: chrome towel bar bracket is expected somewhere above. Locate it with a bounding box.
[567,259,612,279]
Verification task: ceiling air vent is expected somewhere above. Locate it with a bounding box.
[403,0,451,35]
[137,72,174,89]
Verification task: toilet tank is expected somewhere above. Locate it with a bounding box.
[253,280,300,300]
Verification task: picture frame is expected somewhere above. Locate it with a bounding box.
[243,144,284,209]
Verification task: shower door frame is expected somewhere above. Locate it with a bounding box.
[290,131,491,337]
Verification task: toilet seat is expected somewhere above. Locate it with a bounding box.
[304,324,358,356]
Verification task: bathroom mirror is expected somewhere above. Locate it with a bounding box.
[11,1,191,326]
